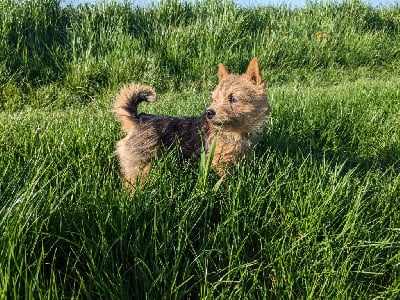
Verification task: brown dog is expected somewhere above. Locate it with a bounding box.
[113,58,270,185]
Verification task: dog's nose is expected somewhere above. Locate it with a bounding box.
[206,109,216,119]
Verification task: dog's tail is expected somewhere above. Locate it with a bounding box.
[113,84,157,133]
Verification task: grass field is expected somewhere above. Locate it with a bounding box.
[1,0,400,298]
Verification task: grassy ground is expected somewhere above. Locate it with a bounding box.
[1,0,400,298]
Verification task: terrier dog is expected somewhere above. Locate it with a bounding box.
[113,58,270,186]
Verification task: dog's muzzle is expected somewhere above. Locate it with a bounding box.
[206,109,216,119]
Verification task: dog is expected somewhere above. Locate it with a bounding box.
[113,58,270,186]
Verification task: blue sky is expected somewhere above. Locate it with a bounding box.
[237,0,398,6]
[64,0,400,7]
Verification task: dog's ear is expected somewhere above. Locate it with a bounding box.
[245,57,264,87]
[218,63,229,81]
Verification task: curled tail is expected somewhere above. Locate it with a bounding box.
[113,84,157,133]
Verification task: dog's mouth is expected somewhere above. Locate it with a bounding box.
[204,109,238,128]
[210,120,223,126]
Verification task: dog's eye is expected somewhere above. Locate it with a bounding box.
[228,95,236,104]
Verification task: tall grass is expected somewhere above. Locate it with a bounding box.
[1,0,400,298]
[1,0,400,109]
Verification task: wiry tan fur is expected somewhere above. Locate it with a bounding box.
[113,58,270,186]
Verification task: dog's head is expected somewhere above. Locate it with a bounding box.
[206,58,270,133]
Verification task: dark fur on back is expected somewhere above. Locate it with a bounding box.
[136,113,209,159]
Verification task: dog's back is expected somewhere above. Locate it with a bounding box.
[135,114,208,159]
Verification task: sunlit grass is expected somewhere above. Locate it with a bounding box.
[1,78,400,297]
[1,0,400,298]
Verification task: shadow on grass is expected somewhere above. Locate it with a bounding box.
[259,124,400,177]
